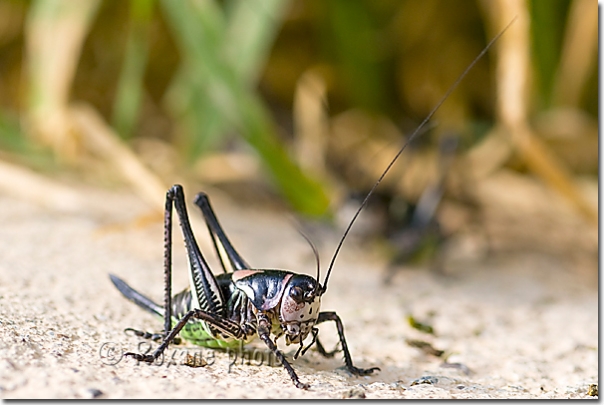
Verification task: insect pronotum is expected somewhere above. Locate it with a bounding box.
[110,19,514,389]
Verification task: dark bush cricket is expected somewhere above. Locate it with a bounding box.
[109,21,514,389]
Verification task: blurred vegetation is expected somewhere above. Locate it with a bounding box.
[0,0,597,270]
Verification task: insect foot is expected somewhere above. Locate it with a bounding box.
[124,352,156,363]
[296,381,311,390]
[349,365,380,376]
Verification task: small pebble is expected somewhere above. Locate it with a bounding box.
[342,387,366,399]
[411,376,438,386]
[183,353,208,368]
[86,388,103,398]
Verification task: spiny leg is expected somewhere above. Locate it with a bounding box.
[170,185,226,318]
[256,314,309,390]
[193,192,250,273]
[124,328,182,345]
[315,334,339,358]
[107,273,180,344]
[125,314,192,363]
[294,327,318,360]
[316,311,380,376]
[135,185,226,355]
[125,309,245,363]
[163,187,174,340]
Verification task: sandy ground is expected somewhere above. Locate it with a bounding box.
[0,186,598,399]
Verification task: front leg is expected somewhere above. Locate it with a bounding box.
[315,334,339,358]
[256,314,309,390]
[316,311,380,376]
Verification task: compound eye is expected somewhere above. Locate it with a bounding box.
[290,286,303,302]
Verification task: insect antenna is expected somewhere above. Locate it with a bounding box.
[321,18,517,293]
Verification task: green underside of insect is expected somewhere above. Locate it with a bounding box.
[175,318,243,349]
[175,315,283,349]
[113,275,253,350]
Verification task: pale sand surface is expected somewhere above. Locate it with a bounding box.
[0,188,597,399]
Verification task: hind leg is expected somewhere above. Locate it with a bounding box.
[125,308,246,363]
[124,328,182,345]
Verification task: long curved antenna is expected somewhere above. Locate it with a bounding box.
[295,227,321,295]
[321,18,517,292]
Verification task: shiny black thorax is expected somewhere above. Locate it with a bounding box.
[171,270,298,334]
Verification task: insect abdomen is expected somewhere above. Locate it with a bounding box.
[178,318,244,349]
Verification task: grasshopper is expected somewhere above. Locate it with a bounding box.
[109,22,513,389]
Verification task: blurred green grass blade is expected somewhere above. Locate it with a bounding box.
[164,65,228,160]
[224,0,290,84]
[173,0,289,162]
[323,0,387,112]
[236,90,331,218]
[162,0,230,158]
[529,0,570,108]
[0,110,28,153]
[0,111,55,169]
[167,0,290,160]
[27,0,100,112]
[178,0,289,161]
[111,0,154,139]
[161,0,331,217]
